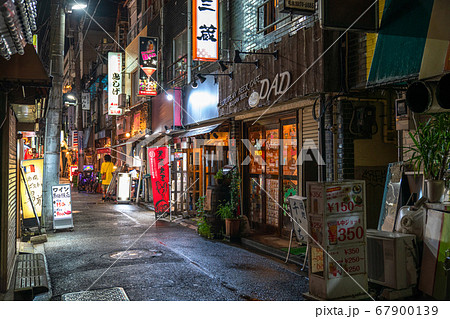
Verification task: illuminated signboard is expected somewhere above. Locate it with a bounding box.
[108,52,123,115]
[20,159,44,220]
[138,37,158,96]
[193,0,219,61]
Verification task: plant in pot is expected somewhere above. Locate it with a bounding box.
[195,196,213,239]
[215,168,241,239]
[405,113,450,203]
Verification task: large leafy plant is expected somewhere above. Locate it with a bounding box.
[406,113,450,180]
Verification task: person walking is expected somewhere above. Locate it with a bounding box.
[100,154,114,200]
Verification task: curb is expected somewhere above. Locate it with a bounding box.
[240,238,307,269]
[32,243,53,301]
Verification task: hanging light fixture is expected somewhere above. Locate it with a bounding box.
[234,49,278,63]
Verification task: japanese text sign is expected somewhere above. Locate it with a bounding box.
[20,159,44,219]
[82,92,90,110]
[108,52,123,115]
[193,0,218,61]
[138,37,158,96]
[288,196,308,243]
[148,147,170,216]
[52,184,73,221]
[326,213,365,246]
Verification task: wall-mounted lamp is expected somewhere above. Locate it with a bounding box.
[66,1,88,13]
[234,49,278,63]
[191,72,233,88]
[219,60,259,72]
[166,93,173,101]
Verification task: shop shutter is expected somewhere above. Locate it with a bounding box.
[1,107,17,291]
[7,108,17,290]
[302,106,319,147]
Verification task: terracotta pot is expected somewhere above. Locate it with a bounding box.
[426,180,445,203]
[225,218,240,238]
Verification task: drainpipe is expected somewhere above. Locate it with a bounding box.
[160,5,164,85]
[187,0,192,84]
[318,93,326,182]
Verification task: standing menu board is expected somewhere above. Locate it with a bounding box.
[52,184,74,230]
[20,159,44,220]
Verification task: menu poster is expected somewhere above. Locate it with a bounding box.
[265,129,279,175]
[52,185,73,220]
[20,159,44,220]
[266,178,279,226]
[249,129,263,175]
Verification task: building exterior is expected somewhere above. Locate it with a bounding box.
[0,0,51,293]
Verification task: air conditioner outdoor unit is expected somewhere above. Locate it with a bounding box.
[118,93,127,108]
[367,230,418,290]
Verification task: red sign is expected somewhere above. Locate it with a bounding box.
[96,148,111,154]
[148,147,170,215]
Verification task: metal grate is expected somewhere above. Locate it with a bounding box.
[62,287,129,301]
[14,253,49,298]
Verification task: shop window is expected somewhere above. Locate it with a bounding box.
[257,0,290,35]
[248,127,264,175]
[168,30,187,86]
[265,128,279,175]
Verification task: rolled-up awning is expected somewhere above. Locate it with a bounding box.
[176,122,223,138]
[367,0,435,87]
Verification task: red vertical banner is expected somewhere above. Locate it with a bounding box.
[148,147,170,215]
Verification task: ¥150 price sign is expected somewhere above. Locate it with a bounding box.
[325,183,364,214]
[327,214,365,245]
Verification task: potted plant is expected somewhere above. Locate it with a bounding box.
[215,168,241,239]
[195,196,213,239]
[405,113,450,202]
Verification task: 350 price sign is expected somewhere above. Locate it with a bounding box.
[327,215,365,245]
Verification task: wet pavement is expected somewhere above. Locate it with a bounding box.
[43,188,309,301]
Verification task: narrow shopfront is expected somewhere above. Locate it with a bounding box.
[240,103,319,236]
[171,122,230,214]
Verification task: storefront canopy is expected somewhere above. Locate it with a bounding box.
[0,44,51,124]
[367,0,435,87]
[176,123,223,138]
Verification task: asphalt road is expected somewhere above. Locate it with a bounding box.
[44,190,309,301]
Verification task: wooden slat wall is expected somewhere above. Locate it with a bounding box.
[218,21,341,117]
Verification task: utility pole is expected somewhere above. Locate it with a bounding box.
[76,17,84,173]
[42,0,65,229]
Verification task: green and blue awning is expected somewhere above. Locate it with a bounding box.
[367,0,435,87]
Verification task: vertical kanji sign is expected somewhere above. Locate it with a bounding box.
[148,147,170,216]
[108,52,123,115]
[193,0,219,61]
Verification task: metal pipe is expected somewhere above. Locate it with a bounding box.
[187,0,192,84]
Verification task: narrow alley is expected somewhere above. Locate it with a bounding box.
[44,187,308,301]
